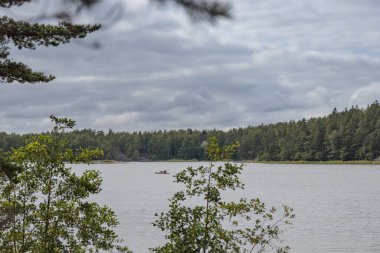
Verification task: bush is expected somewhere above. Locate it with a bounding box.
[0,116,130,253]
[152,137,294,253]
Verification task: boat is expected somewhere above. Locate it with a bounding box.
[155,170,169,175]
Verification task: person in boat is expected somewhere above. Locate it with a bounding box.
[156,170,169,174]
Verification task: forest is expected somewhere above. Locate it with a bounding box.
[1,101,380,162]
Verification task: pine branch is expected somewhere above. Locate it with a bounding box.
[0,0,31,8]
[154,0,232,22]
[0,16,101,49]
[0,59,54,83]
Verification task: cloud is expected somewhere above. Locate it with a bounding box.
[1,0,380,133]
[351,82,380,107]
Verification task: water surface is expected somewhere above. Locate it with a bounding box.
[73,162,380,253]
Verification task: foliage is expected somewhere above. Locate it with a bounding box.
[152,137,294,253]
[0,150,21,182]
[154,0,231,22]
[0,0,101,83]
[0,150,22,230]
[0,116,130,252]
[2,102,378,162]
[0,0,231,84]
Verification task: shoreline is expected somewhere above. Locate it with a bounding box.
[91,159,380,165]
[243,160,380,165]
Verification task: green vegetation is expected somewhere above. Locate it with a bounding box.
[0,2,235,251]
[1,102,379,162]
[0,0,100,84]
[1,119,295,252]
[152,137,294,253]
[0,0,231,85]
[247,160,379,165]
[0,150,21,180]
[0,116,130,252]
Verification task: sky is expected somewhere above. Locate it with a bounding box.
[1,0,380,133]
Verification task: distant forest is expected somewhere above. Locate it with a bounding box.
[1,102,380,161]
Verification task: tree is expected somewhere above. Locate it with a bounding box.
[1,102,380,162]
[0,150,22,230]
[152,137,294,253]
[0,0,231,84]
[0,150,21,181]
[0,116,130,252]
[0,0,101,83]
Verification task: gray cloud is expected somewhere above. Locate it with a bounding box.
[1,0,380,133]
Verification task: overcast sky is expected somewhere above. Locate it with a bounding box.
[1,0,380,133]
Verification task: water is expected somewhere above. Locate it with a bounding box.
[73,162,380,253]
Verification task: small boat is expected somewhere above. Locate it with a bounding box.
[155,170,169,175]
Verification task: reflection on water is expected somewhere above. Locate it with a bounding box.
[73,162,380,253]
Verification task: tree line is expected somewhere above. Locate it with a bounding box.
[1,101,380,161]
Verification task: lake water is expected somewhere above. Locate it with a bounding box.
[73,162,380,253]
